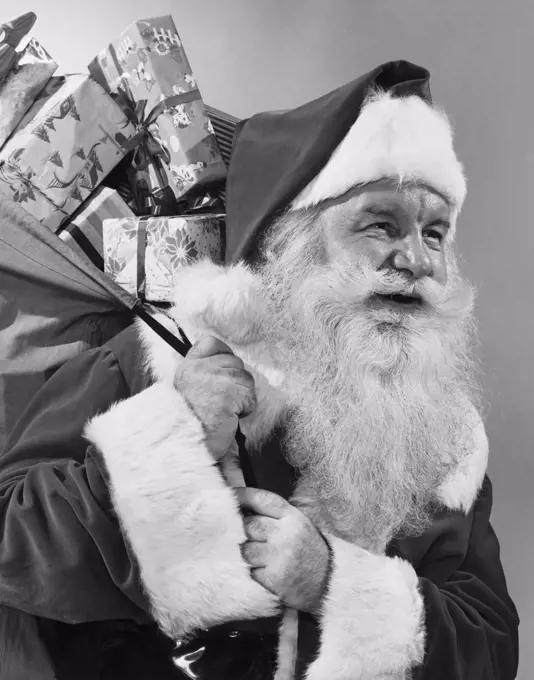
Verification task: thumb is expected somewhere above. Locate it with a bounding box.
[187,335,235,360]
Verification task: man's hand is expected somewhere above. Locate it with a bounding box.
[174,336,256,460]
[236,488,331,615]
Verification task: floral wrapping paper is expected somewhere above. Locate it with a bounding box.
[0,73,137,231]
[0,38,57,148]
[103,214,224,302]
[88,15,226,212]
[12,74,66,129]
[56,186,134,270]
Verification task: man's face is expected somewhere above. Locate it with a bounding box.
[318,179,451,309]
[260,177,468,359]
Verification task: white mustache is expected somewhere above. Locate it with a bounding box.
[336,263,474,319]
[371,273,437,304]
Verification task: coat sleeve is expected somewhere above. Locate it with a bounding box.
[414,476,519,680]
[84,381,279,640]
[305,477,518,680]
[0,345,151,624]
[0,340,279,637]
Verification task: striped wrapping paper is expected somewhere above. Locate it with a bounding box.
[205,105,240,168]
[205,105,240,206]
[56,187,134,270]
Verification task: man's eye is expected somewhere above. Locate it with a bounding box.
[366,222,391,233]
[424,229,444,243]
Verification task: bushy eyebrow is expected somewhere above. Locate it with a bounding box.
[359,206,400,219]
[359,205,451,230]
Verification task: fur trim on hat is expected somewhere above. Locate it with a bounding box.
[291,91,466,233]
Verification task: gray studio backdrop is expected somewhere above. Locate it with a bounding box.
[2,0,532,676]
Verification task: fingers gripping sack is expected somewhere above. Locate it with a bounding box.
[174,336,257,460]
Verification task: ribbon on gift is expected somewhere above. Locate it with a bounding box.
[136,217,148,298]
[176,192,226,216]
[111,79,201,214]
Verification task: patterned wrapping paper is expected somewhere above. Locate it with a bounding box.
[0,38,58,148]
[56,186,134,270]
[103,214,224,302]
[0,73,137,231]
[12,74,66,129]
[88,15,226,211]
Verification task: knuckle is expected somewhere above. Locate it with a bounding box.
[246,385,258,405]
[255,489,273,508]
[226,367,253,385]
[194,335,217,353]
[242,542,258,562]
[246,517,263,535]
[252,517,265,532]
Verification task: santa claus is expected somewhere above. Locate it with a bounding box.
[0,61,518,680]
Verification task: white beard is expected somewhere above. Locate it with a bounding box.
[256,211,481,552]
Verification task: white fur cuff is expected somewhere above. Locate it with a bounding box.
[85,383,278,639]
[307,536,425,680]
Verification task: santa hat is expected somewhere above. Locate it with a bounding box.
[225,60,465,264]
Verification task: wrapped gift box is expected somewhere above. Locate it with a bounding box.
[103,214,224,301]
[12,74,67,128]
[88,15,226,211]
[0,73,137,231]
[56,186,134,270]
[0,38,58,148]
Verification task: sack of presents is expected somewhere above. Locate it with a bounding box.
[0,12,240,302]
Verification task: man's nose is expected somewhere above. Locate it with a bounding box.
[390,235,432,280]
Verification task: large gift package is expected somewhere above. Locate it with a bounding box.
[0,11,240,451]
[0,73,137,231]
[103,214,224,301]
[88,15,226,212]
[0,38,57,148]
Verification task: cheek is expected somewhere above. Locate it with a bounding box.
[432,252,448,285]
[323,221,391,270]
[345,237,391,269]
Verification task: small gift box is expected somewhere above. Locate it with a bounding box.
[56,186,134,270]
[0,73,137,231]
[0,38,58,148]
[88,15,226,212]
[103,214,224,302]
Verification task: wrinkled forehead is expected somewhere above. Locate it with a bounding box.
[317,178,453,222]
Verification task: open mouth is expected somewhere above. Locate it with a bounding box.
[373,293,423,307]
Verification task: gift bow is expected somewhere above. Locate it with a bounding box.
[113,82,200,175]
